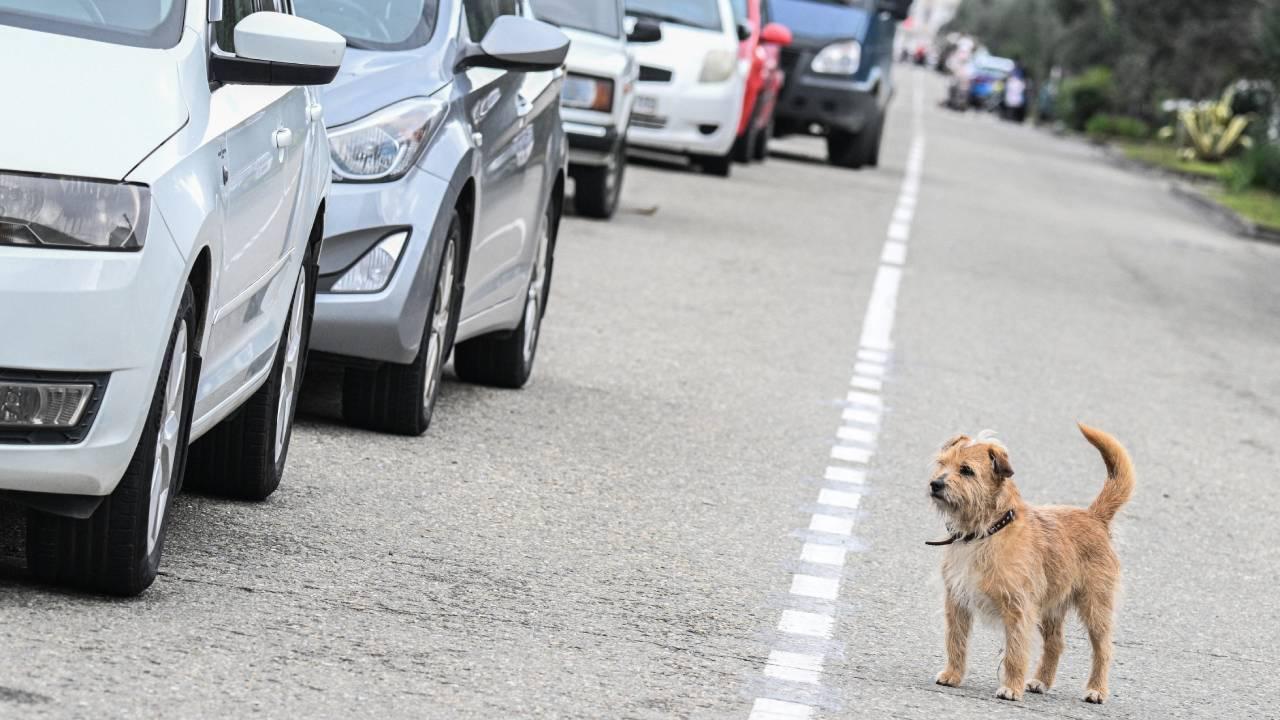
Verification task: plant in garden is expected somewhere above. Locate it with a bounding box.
[1229,142,1280,194]
[1172,86,1254,162]
[1060,66,1114,130]
[1086,113,1149,140]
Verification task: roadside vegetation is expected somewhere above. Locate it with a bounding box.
[947,0,1280,232]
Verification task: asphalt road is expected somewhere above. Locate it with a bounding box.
[2,69,1278,719]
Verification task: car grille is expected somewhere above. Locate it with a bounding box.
[631,115,667,129]
[638,65,673,83]
[779,48,803,77]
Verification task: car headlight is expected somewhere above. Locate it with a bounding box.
[0,172,149,251]
[699,49,737,83]
[329,98,447,182]
[562,73,614,112]
[330,231,408,293]
[811,40,862,75]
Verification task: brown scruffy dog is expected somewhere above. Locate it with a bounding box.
[927,424,1134,704]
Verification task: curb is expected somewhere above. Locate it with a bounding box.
[1098,144,1280,246]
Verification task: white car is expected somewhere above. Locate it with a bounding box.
[0,2,344,595]
[624,0,749,177]
[530,0,657,218]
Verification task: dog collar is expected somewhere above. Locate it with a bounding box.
[926,509,1016,546]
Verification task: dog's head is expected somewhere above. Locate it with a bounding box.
[928,431,1015,531]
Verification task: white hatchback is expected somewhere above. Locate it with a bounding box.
[624,0,748,177]
[0,1,344,595]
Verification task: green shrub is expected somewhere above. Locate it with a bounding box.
[1229,142,1280,193]
[1060,67,1115,131]
[1086,113,1150,140]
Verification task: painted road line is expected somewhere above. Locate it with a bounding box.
[778,609,835,638]
[845,390,882,409]
[830,445,871,464]
[817,489,861,510]
[881,240,907,266]
[841,407,880,426]
[857,348,889,364]
[808,514,854,536]
[790,574,840,601]
[824,465,866,484]
[764,651,824,685]
[800,543,847,567]
[850,375,883,392]
[748,698,814,720]
[854,361,885,378]
[835,426,876,445]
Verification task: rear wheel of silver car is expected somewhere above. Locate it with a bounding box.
[186,240,318,501]
[27,285,197,596]
[574,139,626,220]
[343,213,463,436]
[454,202,556,389]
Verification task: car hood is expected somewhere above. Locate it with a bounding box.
[769,0,870,47]
[628,22,736,72]
[560,27,629,79]
[0,25,188,181]
[318,47,451,127]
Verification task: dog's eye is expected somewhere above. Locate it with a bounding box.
[959,465,974,476]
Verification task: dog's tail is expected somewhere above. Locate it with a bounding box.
[1078,423,1134,525]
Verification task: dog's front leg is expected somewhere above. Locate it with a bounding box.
[935,592,971,687]
[996,605,1033,701]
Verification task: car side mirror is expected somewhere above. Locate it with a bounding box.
[627,18,663,43]
[457,15,569,72]
[760,22,792,46]
[876,0,913,22]
[736,22,752,42]
[211,11,346,85]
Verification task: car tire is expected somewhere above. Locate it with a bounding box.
[752,116,773,162]
[185,242,317,501]
[697,151,733,178]
[454,203,556,389]
[573,140,626,220]
[26,285,198,596]
[866,111,885,168]
[342,213,463,435]
[827,129,866,169]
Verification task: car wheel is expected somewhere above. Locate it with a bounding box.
[752,116,773,162]
[342,213,463,435]
[186,243,317,501]
[573,140,626,220]
[26,285,198,596]
[827,128,866,169]
[697,151,733,178]
[866,111,885,168]
[454,203,555,389]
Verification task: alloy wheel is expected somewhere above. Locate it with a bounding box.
[423,236,457,410]
[275,273,306,462]
[522,221,551,364]
[147,321,187,555]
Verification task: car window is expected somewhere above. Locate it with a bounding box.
[0,0,186,48]
[294,0,439,50]
[464,0,519,42]
[528,0,619,38]
[731,0,748,23]
[214,0,281,53]
[624,0,721,32]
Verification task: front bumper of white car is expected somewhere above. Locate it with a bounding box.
[627,76,742,157]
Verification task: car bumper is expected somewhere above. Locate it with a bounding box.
[775,70,880,135]
[627,79,741,157]
[0,222,186,496]
[564,120,621,167]
[311,169,453,366]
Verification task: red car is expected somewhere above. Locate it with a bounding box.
[732,0,792,163]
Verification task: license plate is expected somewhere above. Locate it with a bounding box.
[635,95,658,116]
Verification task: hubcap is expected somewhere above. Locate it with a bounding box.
[147,321,188,556]
[423,236,457,410]
[275,273,306,462]
[522,220,551,364]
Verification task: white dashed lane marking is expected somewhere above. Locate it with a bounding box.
[747,74,926,719]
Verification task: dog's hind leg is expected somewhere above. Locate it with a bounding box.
[1078,588,1115,703]
[1027,608,1066,694]
[995,602,1034,701]
[935,592,971,687]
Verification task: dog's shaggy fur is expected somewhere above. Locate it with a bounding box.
[928,424,1134,704]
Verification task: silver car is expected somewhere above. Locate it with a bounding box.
[298,0,570,435]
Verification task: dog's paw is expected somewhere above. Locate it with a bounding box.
[996,686,1023,701]
[1026,679,1049,694]
[935,669,963,687]
[1083,689,1107,704]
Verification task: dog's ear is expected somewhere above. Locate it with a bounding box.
[988,445,1014,480]
[940,434,970,452]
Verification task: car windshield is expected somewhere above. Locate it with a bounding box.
[294,0,438,51]
[625,0,721,31]
[530,0,620,37]
[0,0,185,48]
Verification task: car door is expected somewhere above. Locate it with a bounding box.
[458,0,537,320]
[197,0,313,419]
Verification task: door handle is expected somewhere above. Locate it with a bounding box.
[516,96,533,118]
[273,128,295,149]
[307,103,324,123]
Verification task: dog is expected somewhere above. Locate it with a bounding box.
[927,424,1134,704]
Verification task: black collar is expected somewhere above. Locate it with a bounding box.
[926,509,1016,547]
